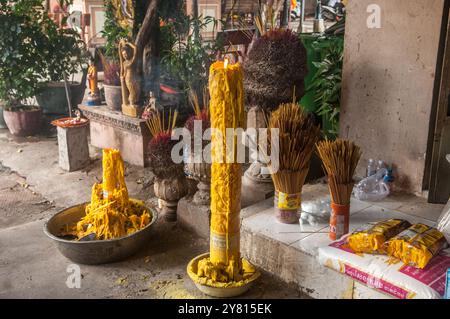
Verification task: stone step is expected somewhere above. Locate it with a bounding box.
[177,183,441,299]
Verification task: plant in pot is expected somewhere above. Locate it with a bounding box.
[161,13,224,107]
[307,36,344,138]
[99,0,130,111]
[34,3,87,115]
[100,53,122,111]
[145,109,187,222]
[184,88,211,205]
[0,1,47,136]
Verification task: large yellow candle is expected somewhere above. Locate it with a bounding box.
[206,60,245,281]
[102,148,128,201]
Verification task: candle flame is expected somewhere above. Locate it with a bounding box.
[224,58,229,69]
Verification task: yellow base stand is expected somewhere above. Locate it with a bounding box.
[187,253,260,298]
[121,104,138,118]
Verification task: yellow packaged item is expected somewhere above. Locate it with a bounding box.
[386,223,448,269]
[348,219,411,254]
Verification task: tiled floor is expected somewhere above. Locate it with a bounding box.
[242,183,445,258]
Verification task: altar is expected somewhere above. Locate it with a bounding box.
[79,104,150,167]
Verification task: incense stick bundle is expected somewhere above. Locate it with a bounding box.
[263,103,320,223]
[145,108,178,137]
[316,139,362,205]
[266,103,321,194]
[146,108,181,179]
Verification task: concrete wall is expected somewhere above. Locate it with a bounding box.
[340,0,445,193]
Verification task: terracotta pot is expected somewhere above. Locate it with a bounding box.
[103,84,122,111]
[186,156,211,205]
[153,176,188,222]
[3,107,42,136]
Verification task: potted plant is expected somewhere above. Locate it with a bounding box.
[144,110,187,222]
[34,3,87,115]
[0,1,46,136]
[100,53,122,111]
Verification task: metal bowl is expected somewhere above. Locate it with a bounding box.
[187,253,260,298]
[43,200,158,265]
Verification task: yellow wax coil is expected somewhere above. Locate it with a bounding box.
[347,219,411,254]
[75,149,151,240]
[385,223,448,269]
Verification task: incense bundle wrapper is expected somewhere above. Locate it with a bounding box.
[273,170,309,224]
[328,178,354,240]
[316,139,362,241]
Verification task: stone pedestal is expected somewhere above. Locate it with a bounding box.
[57,124,90,172]
[177,197,211,239]
[243,106,274,207]
[79,105,150,167]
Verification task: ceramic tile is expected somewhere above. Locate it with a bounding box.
[350,197,372,214]
[397,201,445,223]
[359,193,418,210]
[291,231,330,257]
[240,196,274,219]
[349,205,436,229]
[242,207,324,245]
[291,205,437,257]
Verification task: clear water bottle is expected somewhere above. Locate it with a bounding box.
[376,160,386,172]
[367,159,376,177]
[376,160,387,181]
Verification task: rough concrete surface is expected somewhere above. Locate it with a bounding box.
[0,129,307,299]
[340,0,445,193]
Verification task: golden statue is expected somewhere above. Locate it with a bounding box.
[88,59,99,95]
[119,39,140,117]
[111,0,134,29]
[87,58,101,106]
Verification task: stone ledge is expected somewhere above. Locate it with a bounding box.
[177,182,441,299]
[79,105,151,167]
[240,189,440,299]
[240,225,356,299]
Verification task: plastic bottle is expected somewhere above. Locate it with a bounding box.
[383,167,395,184]
[376,160,386,172]
[375,160,386,181]
[366,159,376,177]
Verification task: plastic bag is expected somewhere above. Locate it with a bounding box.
[300,198,331,228]
[354,168,390,201]
[347,219,411,254]
[386,223,447,269]
[437,199,450,243]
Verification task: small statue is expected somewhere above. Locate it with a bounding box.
[86,57,101,106]
[119,39,141,117]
